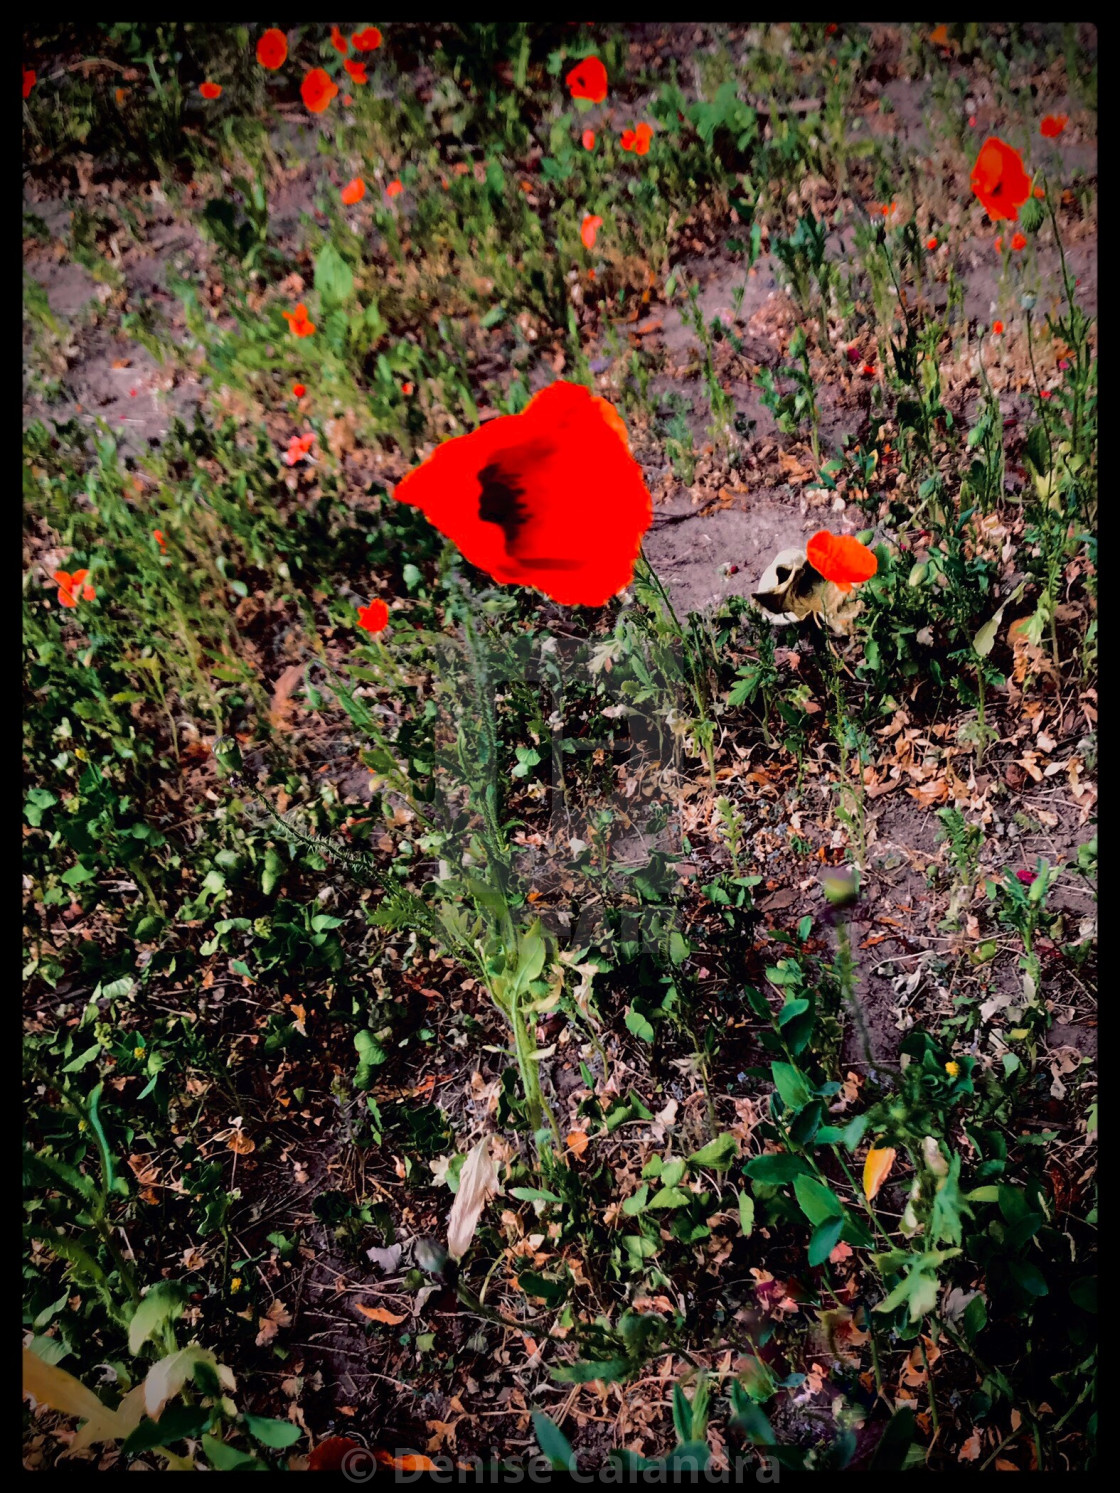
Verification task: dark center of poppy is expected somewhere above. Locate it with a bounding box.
[477,463,528,549]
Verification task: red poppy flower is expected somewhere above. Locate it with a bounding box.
[401,381,414,396]
[992,320,1004,335]
[1040,114,1067,139]
[925,235,938,249]
[341,176,366,205]
[301,68,339,113]
[566,55,607,103]
[358,598,390,633]
[54,569,96,608]
[309,1438,362,1472]
[282,303,316,337]
[342,93,353,106]
[1010,231,1026,251]
[292,383,307,399]
[344,57,368,84]
[256,28,287,69]
[620,121,653,155]
[386,179,403,197]
[994,236,1003,253]
[580,213,603,250]
[283,432,315,466]
[352,26,382,51]
[970,136,1031,223]
[393,381,653,606]
[153,529,167,553]
[199,81,222,99]
[22,68,35,99]
[331,25,349,53]
[805,531,878,593]
[581,128,596,151]
[1016,868,1037,886]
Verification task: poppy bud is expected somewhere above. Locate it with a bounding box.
[213,736,243,776]
[1018,195,1044,233]
[821,865,860,909]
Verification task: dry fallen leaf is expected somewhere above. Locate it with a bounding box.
[447,1135,501,1262]
[255,1298,293,1347]
[566,1130,590,1159]
[356,1304,408,1325]
[863,1146,897,1201]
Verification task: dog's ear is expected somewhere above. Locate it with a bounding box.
[752,547,865,634]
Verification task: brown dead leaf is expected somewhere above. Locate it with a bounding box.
[566,1130,590,1159]
[227,1131,256,1155]
[356,1304,408,1325]
[269,664,304,733]
[256,1299,293,1347]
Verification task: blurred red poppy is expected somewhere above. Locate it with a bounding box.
[393,381,653,606]
[358,598,390,633]
[256,28,287,69]
[54,569,96,608]
[386,179,403,197]
[283,432,315,466]
[282,303,316,337]
[566,55,607,103]
[292,382,307,397]
[301,68,339,113]
[401,381,414,395]
[344,58,367,83]
[925,235,938,249]
[970,136,1031,223]
[1010,231,1026,251]
[331,25,349,53]
[309,1438,361,1472]
[351,27,382,51]
[1040,114,1067,139]
[806,531,878,593]
[620,121,653,155]
[992,320,1004,335]
[341,176,366,204]
[152,529,168,554]
[581,128,596,151]
[199,81,222,99]
[22,68,35,99]
[580,213,603,250]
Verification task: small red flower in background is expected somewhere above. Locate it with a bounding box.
[331,25,349,53]
[152,529,168,553]
[342,93,353,106]
[352,26,382,51]
[358,598,390,633]
[992,320,1004,335]
[566,55,607,103]
[873,201,897,218]
[200,81,222,99]
[283,432,316,466]
[1040,114,1067,139]
[393,381,653,607]
[806,531,878,593]
[344,58,368,84]
[292,382,307,398]
[1040,389,1052,399]
[581,128,596,151]
[401,381,414,396]
[282,303,316,337]
[970,136,1031,223]
[1016,868,1037,886]
[994,236,1003,252]
[301,68,339,113]
[386,179,403,197]
[845,344,861,365]
[1010,231,1027,251]
[926,235,938,249]
[620,121,653,155]
[256,28,287,69]
[860,363,877,378]
[341,176,366,205]
[580,213,603,250]
[54,569,96,608]
[22,68,35,99]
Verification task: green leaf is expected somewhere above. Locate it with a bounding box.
[128,1281,189,1356]
[532,1412,576,1471]
[123,1405,212,1455]
[625,1008,655,1042]
[793,1174,844,1226]
[770,1061,812,1111]
[738,1191,755,1237]
[808,1216,844,1266]
[552,1358,630,1385]
[201,1435,264,1472]
[314,242,353,305]
[687,1134,738,1170]
[647,1186,691,1210]
[870,1406,916,1471]
[745,1153,812,1185]
[242,1414,302,1449]
[509,1186,562,1203]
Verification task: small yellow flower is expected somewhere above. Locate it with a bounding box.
[945,1061,960,1077]
[133,1047,146,1061]
[230,1277,243,1293]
